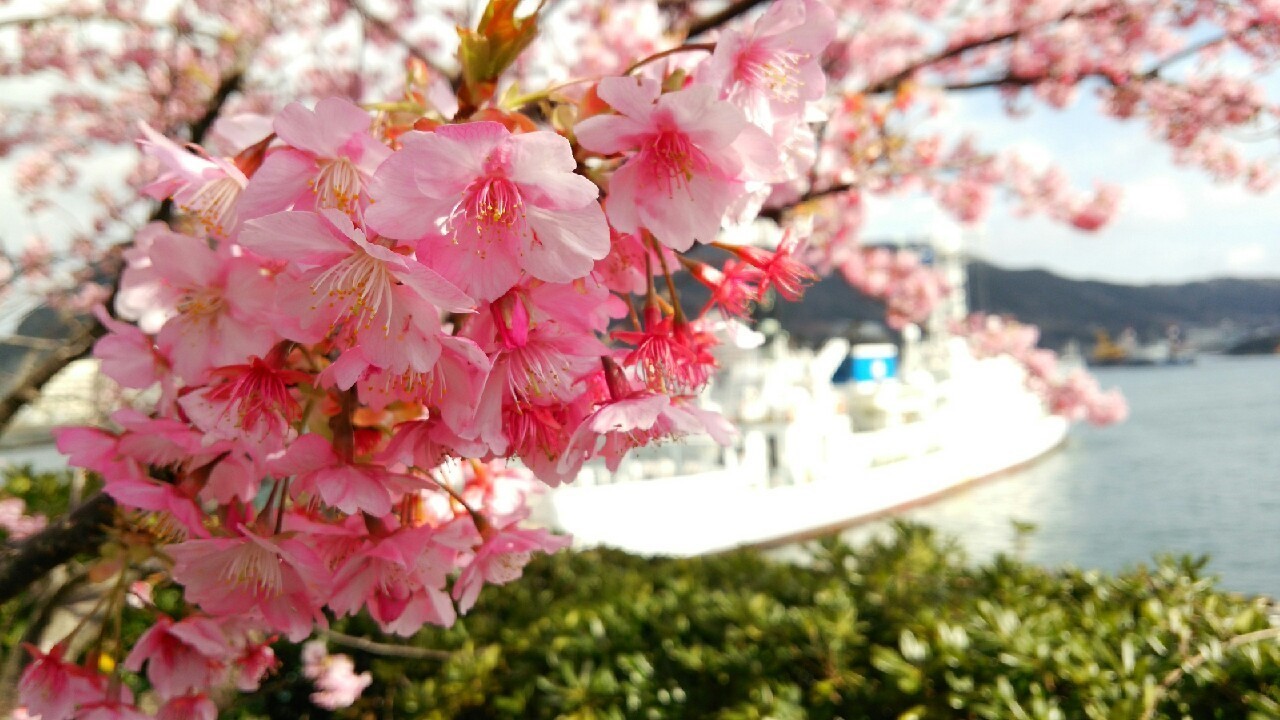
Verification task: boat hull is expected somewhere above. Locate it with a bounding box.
[536,413,1069,557]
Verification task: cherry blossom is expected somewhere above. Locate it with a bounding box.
[368,122,610,301]
[239,97,390,220]
[576,77,780,251]
[301,641,373,710]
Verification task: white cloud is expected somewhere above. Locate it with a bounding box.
[1225,243,1268,273]
[1123,176,1188,222]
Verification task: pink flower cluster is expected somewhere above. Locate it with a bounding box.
[959,314,1128,426]
[301,641,372,710]
[838,246,950,329]
[30,2,835,715]
[0,497,47,540]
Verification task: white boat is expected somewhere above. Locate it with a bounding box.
[532,230,1070,557]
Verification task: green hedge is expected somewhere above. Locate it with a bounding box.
[244,524,1280,720]
[6,466,1280,719]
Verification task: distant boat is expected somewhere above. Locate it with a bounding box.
[1224,331,1280,356]
[1089,328,1196,367]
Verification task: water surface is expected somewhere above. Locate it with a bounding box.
[841,355,1280,595]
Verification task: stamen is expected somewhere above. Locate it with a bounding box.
[446,176,525,246]
[311,158,363,212]
[213,540,284,596]
[740,48,808,102]
[310,249,396,335]
[184,176,242,236]
[176,288,226,322]
[644,131,710,196]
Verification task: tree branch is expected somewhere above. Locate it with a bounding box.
[1139,625,1280,720]
[186,70,244,146]
[0,320,106,436]
[0,493,114,605]
[862,8,1099,94]
[866,17,1250,96]
[324,630,452,660]
[760,182,854,221]
[685,0,770,38]
[930,29,1242,94]
[344,0,441,71]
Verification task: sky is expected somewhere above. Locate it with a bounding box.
[863,86,1280,284]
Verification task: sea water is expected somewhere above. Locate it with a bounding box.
[841,354,1280,596]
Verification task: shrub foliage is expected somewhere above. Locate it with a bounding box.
[258,525,1280,720]
[5,465,1280,719]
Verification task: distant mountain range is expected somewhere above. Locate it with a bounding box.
[767,260,1280,351]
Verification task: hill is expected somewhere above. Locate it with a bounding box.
[761,261,1280,350]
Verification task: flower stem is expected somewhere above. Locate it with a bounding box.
[625,43,715,75]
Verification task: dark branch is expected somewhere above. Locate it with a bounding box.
[325,630,452,660]
[685,0,770,38]
[862,8,1100,94]
[1138,29,1242,81]
[760,182,854,221]
[345,0,444,73]
[0,320,107,436]
[933,75,1041,92]
[866,16,1249,96]
[187,70,244,146]
[864,29,1029,94]
[0,494,114,605]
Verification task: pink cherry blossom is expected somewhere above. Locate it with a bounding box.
[449,514,571,614]
[368,121,610,302]
[232,642,279,692]
[76,701,150,720]
[239,97,391,220]
[103,475,210,540]
[697,0,836,129]
[17,644,103,720]
[686,257,762,318]
[177,354,310,454]
[239,208,473,376]
[301,641,373,710]
[120,228,278,383]
[0,497,47,540]
[91,305,167,391]
[123,615,229,699]
[555,361,710,476]
[575,77,780,251]
[168,529,329,641]
[156,694,218,720]
[612,306,712,394]
[271,433,426,517]
[137,122,248,237]
[327,526,458,634]
[728,229,818,302]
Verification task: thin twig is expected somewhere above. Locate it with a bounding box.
[625,42,715,74]
[1139,626,1280,720]
[345,0,445,74]
[862,7,1100,94]
[0,493,115,605]
[324,630,452,660]
[685,0,770,38]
